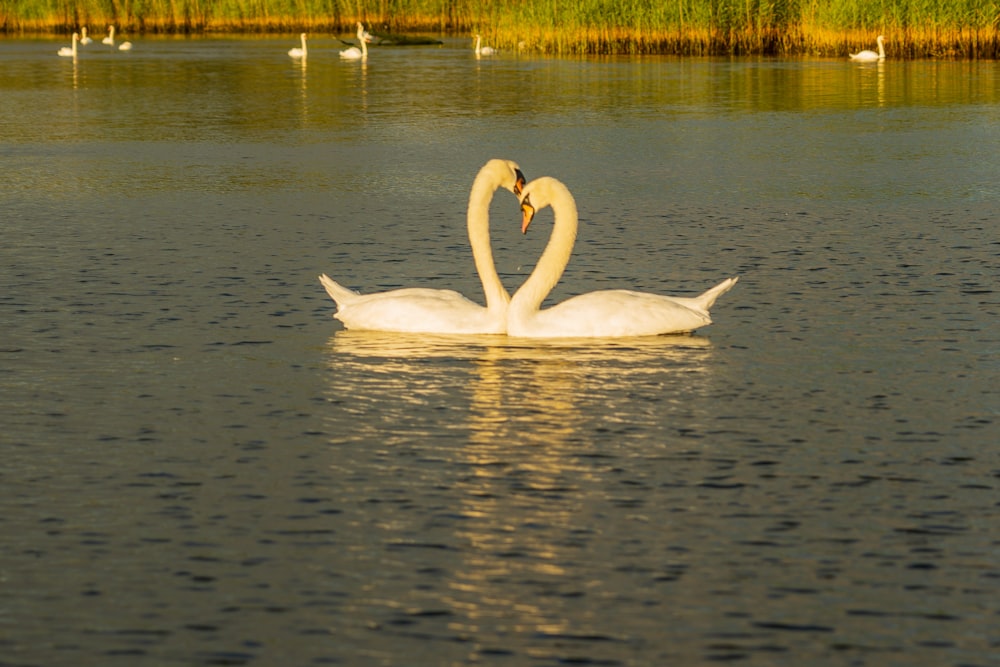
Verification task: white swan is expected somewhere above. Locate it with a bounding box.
[289,33,307,58]
[79,27,92,45]
[339,23,368,60]
[319,159,527,333]
[57,32,79,57]
[118,39,133,51]
[506,177,738,338]
[475,34,495,56]
[102,25,115,45]
[849,35,886,61]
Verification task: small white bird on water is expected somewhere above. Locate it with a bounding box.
[57,32,79,57]
[849,35,886,61]
[474,34,495,56]
[289,33,307,58]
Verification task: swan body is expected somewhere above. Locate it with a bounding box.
[507,177,738,338]
[475,34,496,56]
[79,27,92,45]
[850,35,885,61]
[319,159,526,334]
[58,32,79,57]
[340,23,368,60]
[102,26,115,46]
[118,40,133,51]
[289,33,307,58]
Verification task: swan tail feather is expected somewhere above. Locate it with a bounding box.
[318,274,359,308]
[693,276,739,311]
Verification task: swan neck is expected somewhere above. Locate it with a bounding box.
[358,27,368,57]
[509,184,578,325]
[468,168,510,310]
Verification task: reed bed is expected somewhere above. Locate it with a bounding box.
[3,0,999,57]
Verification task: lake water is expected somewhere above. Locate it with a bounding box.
[2,36,998,666]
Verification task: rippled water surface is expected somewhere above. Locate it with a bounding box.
[2,36,999,666]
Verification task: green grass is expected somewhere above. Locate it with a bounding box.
[3,0,999,57]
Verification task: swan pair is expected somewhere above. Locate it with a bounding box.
[849,35,885,61]
[319,160,738,338]
[100,26,132,50]
[339,23,369,60]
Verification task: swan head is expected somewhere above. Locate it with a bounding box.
[518,176,575,234]
[513,168,526,195]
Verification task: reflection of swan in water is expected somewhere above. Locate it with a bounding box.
[340,23,369,60]
[323,329,716,629]
[325,330,715,462]
[849,35,886,61]
[474,34,495,56]
[328,330,710,361]
[58,33,79,57]
[508,177,738,338]
[318,159,526,334]
[289,33,307,58]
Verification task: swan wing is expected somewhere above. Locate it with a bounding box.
[335,288,500,334]
[511,289,710,338]
[320,275,502,334]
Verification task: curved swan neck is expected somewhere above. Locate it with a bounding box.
[468,160,516,310]
[357,24,368,57]
[509,177,578,322]
[876,35,885,58]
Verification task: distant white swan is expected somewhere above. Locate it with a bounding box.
[102,26,115,45]
[58,32,79,57]
[319,159,527,334]
[79,27,92,45]
[339,23,368,60]
[289,33,307,58]
[849,35,886,61]
[475,34,495,56]
[118,39,133,51]
[506,177,738,338]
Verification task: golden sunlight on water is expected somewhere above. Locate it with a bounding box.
[324,331,718,651]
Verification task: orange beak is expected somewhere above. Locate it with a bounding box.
[520,201,535,235]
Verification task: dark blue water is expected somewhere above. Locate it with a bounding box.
[2,37,998,666]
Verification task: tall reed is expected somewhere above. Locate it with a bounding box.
[3,0,998,57]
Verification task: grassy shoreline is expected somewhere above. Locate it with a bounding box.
[3,0,998,58]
